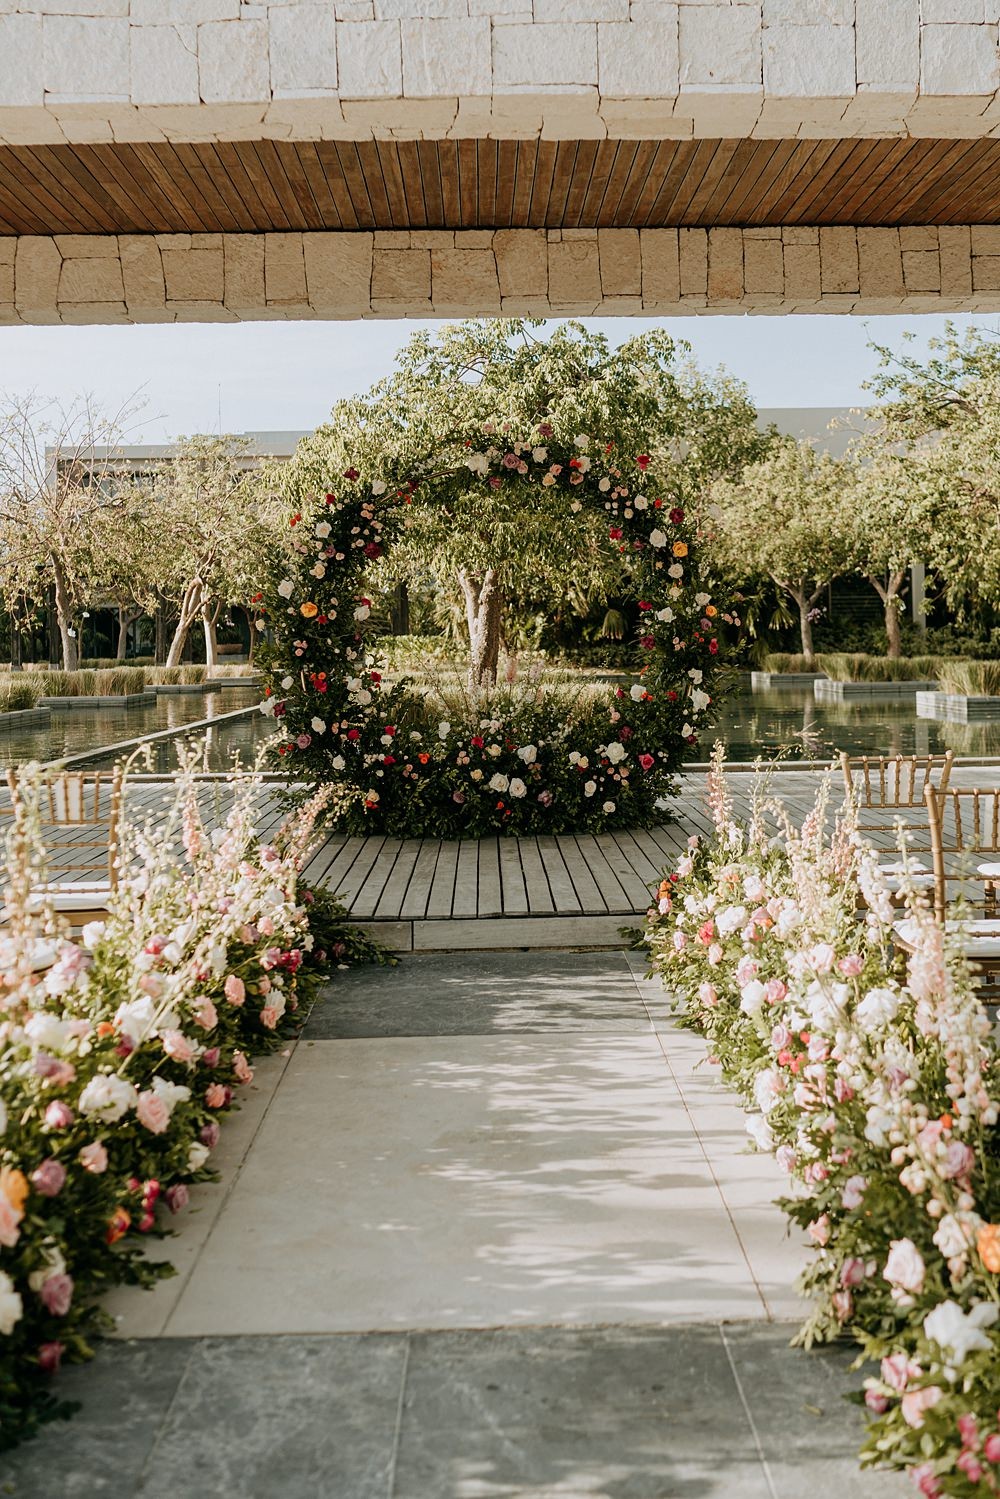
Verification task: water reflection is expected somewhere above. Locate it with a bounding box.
[694,687,1000,763]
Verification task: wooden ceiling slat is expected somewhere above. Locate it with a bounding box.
[4,137,1000,240]
[283,141,342,231]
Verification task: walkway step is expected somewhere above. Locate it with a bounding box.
[356,913,643,951]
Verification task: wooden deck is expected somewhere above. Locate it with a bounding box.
[13,765,999,952]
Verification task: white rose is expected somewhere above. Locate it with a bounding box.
[79,1073,138,1122]
[532,447,547,463]
[655,608,674,623]
[649,529,667,548]
[438,721,451,740]
[668,563,684,579]
[488,773,509,793]
[188,1142,210,1171]
[354,605,370,622]
[932,1214,973,1260]
[924,1300,998,1365]
[371,478,387,495]
[152,1075,191,1115]
[746,1114,774,1152]
[602,800,616,814]
[883,1238,925,1295]
[0,1271,23,1335]
[311,717,326,734]
[629,684,645,701]
[24,1013,72,1053]
[574,433,590,450]
[753,1068,784,1114]
[695,592,710,607]
[680,722,694,738]
[80,921,106,950]
[740,980,766,1016]
[605,741,627,765]
[332,755,346,771]
[634,496,648,510]
[509,778,527,799]
[689,668,703,684]
[598,477,611,492]
[310,563,326,579]
[691,689,710,713]
[354,689,371,706]
[260,697,276,717]
[716,904,747,936]
[584,780,597,797]
[517,744,537,764]
[315,521,331,538]
[114,996,159,1045]
[277,579,294,599]
[855,987,899,1030]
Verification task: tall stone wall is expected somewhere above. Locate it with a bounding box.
[5,225,1000,323]
[1,1,999,147]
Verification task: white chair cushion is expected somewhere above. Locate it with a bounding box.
[978,862,1000,878]
[882,873,935,892]
[881,860,929,874]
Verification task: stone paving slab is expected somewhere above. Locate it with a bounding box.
[303,950,650,1039]
[2,1326,907,1499]
[158,1033,770,1336]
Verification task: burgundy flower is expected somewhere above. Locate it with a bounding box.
[32,1159,66,1198]
[343,467,359,481]
[38,1341,64,1374]
[669,507,684,524]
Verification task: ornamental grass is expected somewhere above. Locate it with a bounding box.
[644,749,1000,1497]
[0,750,384,1449]
[936,661,1000,697]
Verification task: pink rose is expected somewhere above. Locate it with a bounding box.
[840,1257,867,1288]
[40,1273,73,1316]
[909,1464,942,1499]
[831,1289,852,1323]
[44,1101,74,1130]
[162,1030,195,1065]
[958,1414,978,1450]
[138,972,164,998]
[233,1051,254,1084]
[136,1091,170,1134]
[707,943,723,967]
[807,943,836,973]
[31,1159,66,1197]
[165,1183,189,1214]
[79,1141,108,1174]
[193,997,218,1030]
[697,982,718,1008]
[201,1047,221,1069]
[864,1388,889,1414]
[764,978,787,1004]
[902,1386,943,1429]
[807,1214,831,1246]
[260,1007,279,1030]
[204,1083,229,1109]
[736,956,758,986]
[941,1140,975,1181]
[775,1144,797,1173]
[841,1175,867,1210]
[884,1238,925,1296]
[771,1023,792,1050]
[957,1452,984,1484]
[983,1434,1000,1463]
[38,1341,64,1374]
[224,975,246,1006]
[199,1121,220,1148]
[881,1353,919,1393]
[838,953,864,977]
[672,930,686,952]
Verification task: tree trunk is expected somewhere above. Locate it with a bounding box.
[458,568,503,689]
[50,557,78,671]
[154,603,168,666]
[866,570,907,658]
[165,580,203,668]
[390,580,410,636]
[46,587,60,666]
[10,607,22,672]
[201,597,221,670]
[115,608,138,660]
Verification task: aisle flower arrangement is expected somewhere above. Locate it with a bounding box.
[256,427,737,836]
[0,754,383,1449]
[643,753,1000,1497]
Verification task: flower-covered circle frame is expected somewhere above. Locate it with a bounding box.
[258,426,733,837]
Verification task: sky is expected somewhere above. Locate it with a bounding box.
[0,311,992,445]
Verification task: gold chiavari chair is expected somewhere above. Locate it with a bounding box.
[922,783,1000,996]
[1,767,123,921]
[841,750,954,896]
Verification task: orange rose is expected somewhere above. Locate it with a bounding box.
[978,1224,1000,1273]
[97,1020,115,1038]
[672,541,688,558]
[300,602,318,619]
[418,753,430,764]
[106,1207,131,1245]
[705,604,717,617]
[0,1167,28,1213]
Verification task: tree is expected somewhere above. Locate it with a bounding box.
[863,324,1000,615]
[150,435,279,668]
[848,450,929,657]
[713,438,855,662]
[282,319,769,686]
[0,393,140,670]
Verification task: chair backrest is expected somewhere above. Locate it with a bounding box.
[3,768,123,888]
[925,782,1000,922]
[841,750,953,841]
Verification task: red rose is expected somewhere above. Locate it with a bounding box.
[636,454,650,471]
[669,507,684,524]
[471,735,484,748]
[325,492,336,505]
[638,601,652,611]
[639,753,655,771]
[640,634,655,649]
[346,729,360,740]
[343,467,359,481]
[609,527,623,540]
[384,725,396,736]
[709,639,719,654]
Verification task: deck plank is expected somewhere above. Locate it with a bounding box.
[350,838,404,920]
[536,835,583,913]
[426,838,459,918]
[518,837,555,914]
[498,836,529,915]
[373,838,423,920]
[398,839,441,920]
[572,835,636,913]
[451,839,479,918]
[477,836,503,917]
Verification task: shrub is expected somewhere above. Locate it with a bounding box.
[762,652,947,683]
[936,658,1000,695]
[34,669,150,698]
[0,680,42,713]
[147,666,207,686]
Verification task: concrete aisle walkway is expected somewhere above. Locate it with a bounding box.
[6,952,906,1499]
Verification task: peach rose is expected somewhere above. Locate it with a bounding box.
[224,975,246,1007]
[136,1091,170,1134]
[978,1224,1000,1273]
[162,1030,195,1065]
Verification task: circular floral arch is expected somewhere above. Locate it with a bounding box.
[257,425,734,837]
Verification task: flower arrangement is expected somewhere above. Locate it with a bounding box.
[0,753,384,1449]
[257,428,736,836]
[643,750,1000,1497]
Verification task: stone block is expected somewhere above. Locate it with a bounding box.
[337,0,375,16]
[598,228,640,296]
[679,4,761,87]
[304,231,373,310]
[764,0,851,19]
[264,233,307,303]
[781,226,819,245]
[902,249,941,293]
[131,23,199,107]
[493,22,599,87]
[0,15,42,107]
[120,235,165,307]
[223,234,265,308]
[855,0,919,90]
[430,249,500,311]
[898,225,940,251]
[972,255,1000,292]
[52,234,117,258]
[58,301,130,324]
[132,0,238,19]
[678,227,708,297]
[198,18,269,105]
[337,20,403,97]
[762,23,855,97]
[535,0,627,17]
[743,233,782,294]
[493,229,548,299]
[971,224,1000,255]
[921,0,985,19]
[401,18,491,96]
[707,226,743,301]
[819,226,858,293]
[548,236,601,304]
[939,225,972,296]
[14,237,61,314]
[921,23,999,96]
[162,246,224,302]
[782,239,820,299]
[597,16,679,97]
[857,227,903,297]
[371,246,431,302]
[42,15,129,100]
[57,255,124,303]
[270,5,338,93]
